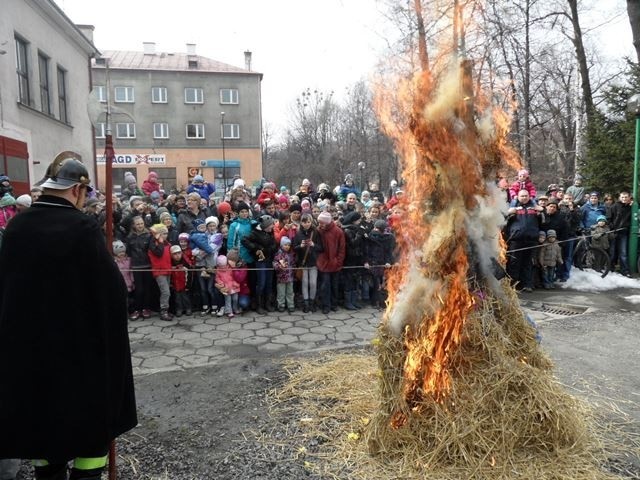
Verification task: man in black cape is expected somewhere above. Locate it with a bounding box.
[0,152,137,480]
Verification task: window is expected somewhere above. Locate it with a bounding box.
[184,87,203,104]
[38,53,51,114]
[116,123,136,138]
[221,123,240,139]
[15,36,30,105]
[57,67,68,123]
[114,86,134,103]
[186,123,205,139]
[220,88,239,104]
[151,86,167,103]
[95,85,107,102]
[95,122,106,138]
[153,122,169,139]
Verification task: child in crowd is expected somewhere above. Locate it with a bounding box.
[126,215,154,320]
[293,213,323,312]
[0,193,17,230]
[590,215,614,271]
[170,244,193,318]
[533,231,547,289]
[227,249,250,314]
[190,219,218,316]
[508,169,537,202]
[538,229,563,289]
[205,216,224,269]
[148,224,173,321]
[273,237,295,313]
[178,232,194,264]
[364,220,395,309]
[113,240,134,313]
[214,255,240,318]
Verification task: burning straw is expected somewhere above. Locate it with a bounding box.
[269,8,634,480]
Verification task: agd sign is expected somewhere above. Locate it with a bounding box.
[96,153,166,165]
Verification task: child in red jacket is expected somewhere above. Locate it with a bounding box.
[148,224,173,321]
[227,249,250,314]
[170,245,193,317]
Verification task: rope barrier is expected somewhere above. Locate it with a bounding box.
[505,227,627,254]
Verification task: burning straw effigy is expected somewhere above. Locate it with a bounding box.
[269,8,632,480]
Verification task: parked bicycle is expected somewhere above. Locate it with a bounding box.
[572,233,611,278]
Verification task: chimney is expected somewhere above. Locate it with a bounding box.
[244,50,252,71]
[186,43,197,55]
[143,42,156,55]
[76,24,95,44]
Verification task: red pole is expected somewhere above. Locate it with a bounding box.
[104,134,115,249]
[108,439,117,480]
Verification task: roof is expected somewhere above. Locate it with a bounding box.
[93,50,260,76]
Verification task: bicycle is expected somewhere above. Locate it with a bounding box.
[572,233,611,278]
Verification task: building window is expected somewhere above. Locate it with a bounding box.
[57,67,68,123]
[38,53,51,114]
[220,88,239,104]
[184,87,203,104]
[15,36,30,105]
[114,86,134,103]
[95,122,106,138]
[116,123,136,138]
[151,86,167,103]
[186,123,205,139]
[221,123,240,139]
[153,122,169,139]
[95,85,107,102]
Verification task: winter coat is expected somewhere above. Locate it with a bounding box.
[365,230,396,276]
[215,266,240,295]
[316,222,346,272]
[0,205,16,229]
[609,201,631,234]
[505,201,541,242]
[542,212,569,240]
[170,258,192,292]
[256,190,277,207]
[176,208,207,235]
[273,248,295,283]
[538,241,563,267]
[126,230,152,268]
[508,179,537,200]
[148,239,172,277]
[232,266,250,295]
[242,226,277,262]
[565,185,586,205]
[115,256,134,292]
[580,203,606,231]
[293,226,323,267]
[0,195,136,460]
[186,182,215,200]
[590,225,614,251]
[342,223,367,266]
[274,221,298,244]
[120,184,144,202]
[338,183,360,201]
[559,203,582,236]
[141,179,160,196]
[227,217,256,264]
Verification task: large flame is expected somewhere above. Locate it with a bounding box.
[375,26,520,418]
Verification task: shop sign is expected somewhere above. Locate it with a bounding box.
[96,153,166,165]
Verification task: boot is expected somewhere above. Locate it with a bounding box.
[310,299,318,312]
[69,467,103,480]
[35,465,68,480]
[302,299,309,313]
[255,295,266,315]
[265,294,275,313]
[343,291,357,310]
[160,309,173,321]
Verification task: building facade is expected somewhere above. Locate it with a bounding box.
[92,43,263,196]
[0,0,98,196]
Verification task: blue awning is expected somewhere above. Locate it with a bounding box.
[200,159,241,168]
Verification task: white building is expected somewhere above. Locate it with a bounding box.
[0,0,97,196]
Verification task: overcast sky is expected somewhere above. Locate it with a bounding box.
[56,0,632,141]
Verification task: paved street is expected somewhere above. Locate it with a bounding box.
[128,286,622,376]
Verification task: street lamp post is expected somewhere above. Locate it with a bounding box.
[220,111,226,197]
[627,94,640,273]
[357,161,366,195]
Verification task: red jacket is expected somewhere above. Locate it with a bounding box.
[148,241,172,277]
[232,266,250,295]
[256,190,277,207]
[316,222,345,272]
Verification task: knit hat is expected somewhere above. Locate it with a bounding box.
[596,215,607,223]
[170,245,182,254]
[235,201,250,213]
[156,206,169,217]
[192,218,205,230]
[226,249,239,263]
[150,224,168,235]
[263,182,275,190]
[302,178,311,186]
[301,199,311,209]
[518,169,529,177]
[16,194,32,207]
[259,215,274,230]
[205,215,219,227]
[0,175,10,183]
[277,194,289,204]
[548,198,559,205]
[150,191,161,200]
[344,174,354,183]
[178,232,190,241]
[193,174,204,183]
[129,195,143,207]
[124,172,136,185]
[289,203,302,212]
[374,219,387,231]
[159,212,173,223]
[233,178,245,189]
[538,231,546,238]
[589,191,599,197]
[341,211,361,225]
[217,201,232,215]
[546,229,557,238]
[318,183,329,192]
[280,186,288,192]
[280,236,292,247]
[148,171,158,179]
[0,193,16,207]
[112,240,126,255]
[216,255,228,267]
[318,211,332,224]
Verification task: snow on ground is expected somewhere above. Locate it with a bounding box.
[561,269,640,292]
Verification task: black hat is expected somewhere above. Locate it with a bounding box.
[341,211,361,225]
[374,219,388,231]
[289,203,302,212]
[259,215,274,230]
[37,151,93,192]
[235,201,250,213]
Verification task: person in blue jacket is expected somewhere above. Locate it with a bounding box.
[186,175,215,201]
[580,191,606,231]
